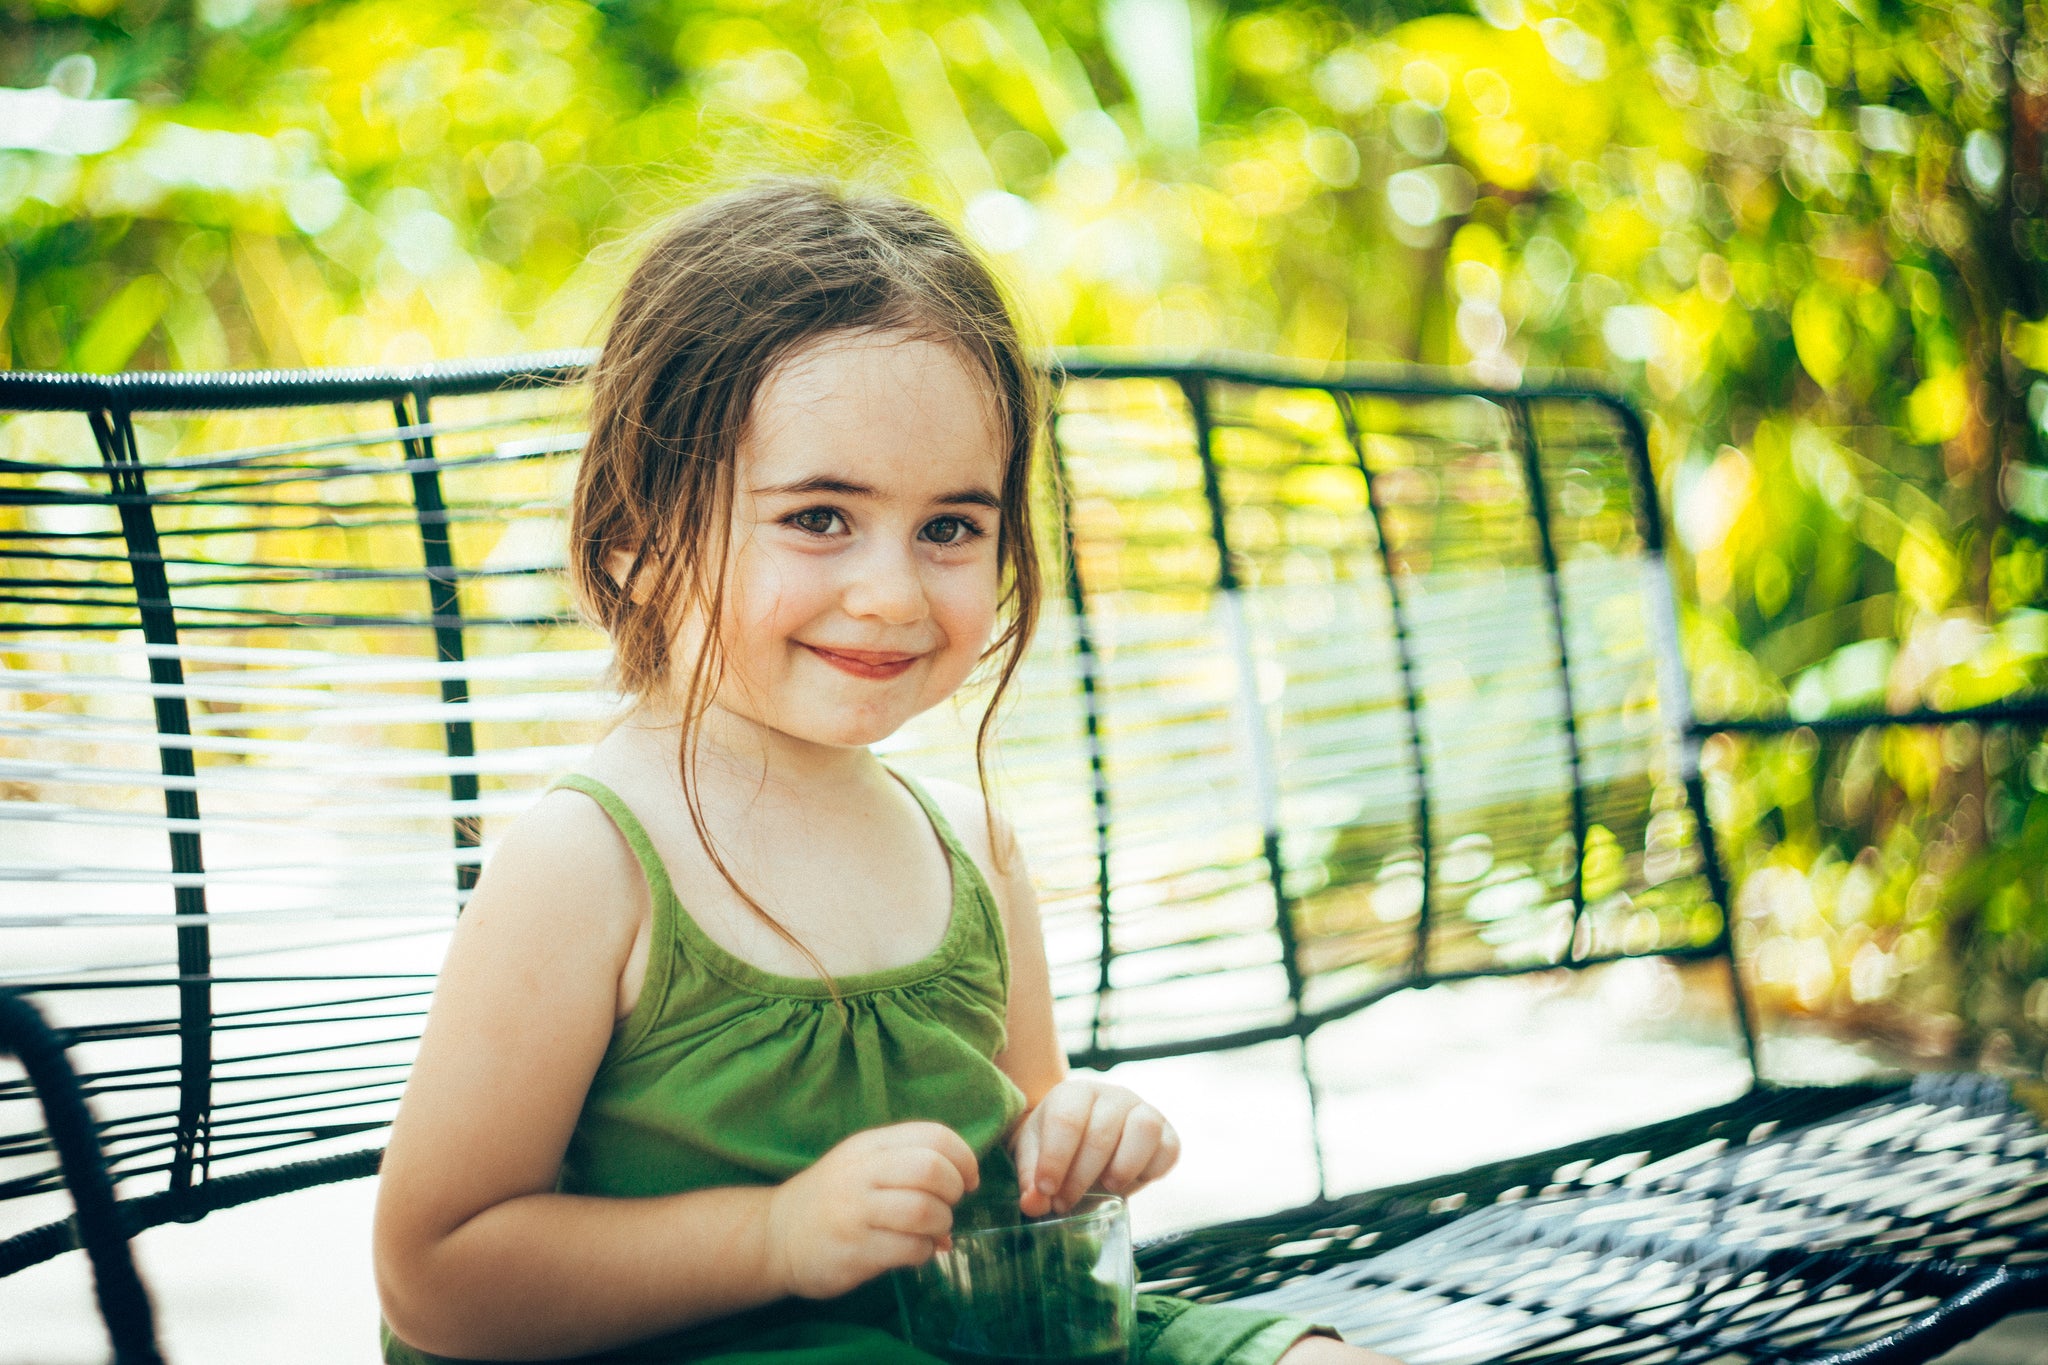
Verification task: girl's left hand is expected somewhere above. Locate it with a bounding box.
[1009,1077,1180,1217]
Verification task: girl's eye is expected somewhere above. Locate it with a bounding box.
[787,507,844,536]
[922,515,985,546]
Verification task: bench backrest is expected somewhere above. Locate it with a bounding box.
[0,353,1746,1268]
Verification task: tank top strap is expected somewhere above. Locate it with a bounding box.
[883,768,1011,999]
[550,773,679,912]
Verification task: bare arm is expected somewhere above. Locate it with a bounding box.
[373,792,778,1358]
[927,783,1180,1218]
[987,818,1068,1106]
[373,793,973,1360]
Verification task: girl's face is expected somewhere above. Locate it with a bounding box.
[704,330,1008,751]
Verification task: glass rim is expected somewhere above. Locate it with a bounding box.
[950,1191,1127,1242]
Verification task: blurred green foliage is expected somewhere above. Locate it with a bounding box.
[6,0,2048,1073]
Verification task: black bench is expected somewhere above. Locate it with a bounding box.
[3,353,2044,1363]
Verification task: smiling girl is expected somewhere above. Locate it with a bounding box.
[371,179,1392,1365]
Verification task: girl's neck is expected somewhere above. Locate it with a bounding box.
[623,695,880,798]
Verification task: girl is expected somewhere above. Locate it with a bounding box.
[372,179,1390,1365]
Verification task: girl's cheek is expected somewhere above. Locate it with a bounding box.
[935,561,1000,637]
[734,545,821,635]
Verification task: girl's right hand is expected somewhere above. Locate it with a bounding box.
[766,1121,979,1300]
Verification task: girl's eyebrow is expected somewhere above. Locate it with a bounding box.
[752,475,1000,509]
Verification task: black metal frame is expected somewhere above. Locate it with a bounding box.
[4,350,1777,1064]
[0,990,164,1364]
[1053,355,1755,1075]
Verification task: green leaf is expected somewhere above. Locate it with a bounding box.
[67,274,170,373]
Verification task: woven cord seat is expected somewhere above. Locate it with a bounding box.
[1147,1075,2048,1362]
[3,353,2046,1361]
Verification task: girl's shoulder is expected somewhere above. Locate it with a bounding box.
[906,773,995,863]
[474,785,653,942]
[512,781,647,861]
[426,785,650,1038]
[904,773,1031,921]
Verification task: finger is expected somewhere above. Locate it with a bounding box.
[1029,1087,1096,1208]
[1056,1100,1130,1212]
[1101,1105,1166,1194]
[867,1188,956,1241]
[1012,1111,1043,1214]
[868,1229,941,1274]
[876,1145,969,1206]
[889,1121,981,1195]
[1131,1122,1182,1190]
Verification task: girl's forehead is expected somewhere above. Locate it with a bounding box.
[741,331,1006,488]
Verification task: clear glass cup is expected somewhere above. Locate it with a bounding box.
[894,1192,1135,1364]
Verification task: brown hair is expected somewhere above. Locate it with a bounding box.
[570,177,1045,977]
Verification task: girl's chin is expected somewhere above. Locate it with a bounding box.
[756,699,925,751]
[708,666,974,749]
[687,695,907,753]
[776,720,911,752]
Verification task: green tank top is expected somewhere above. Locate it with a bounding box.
[381,769,1030,1365]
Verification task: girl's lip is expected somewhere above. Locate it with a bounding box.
[801,644,923,680]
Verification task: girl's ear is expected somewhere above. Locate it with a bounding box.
[607,548,653,605]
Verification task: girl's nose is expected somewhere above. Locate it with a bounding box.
[842,541,930,625]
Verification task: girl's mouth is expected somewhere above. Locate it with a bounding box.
[801,644,923,680]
